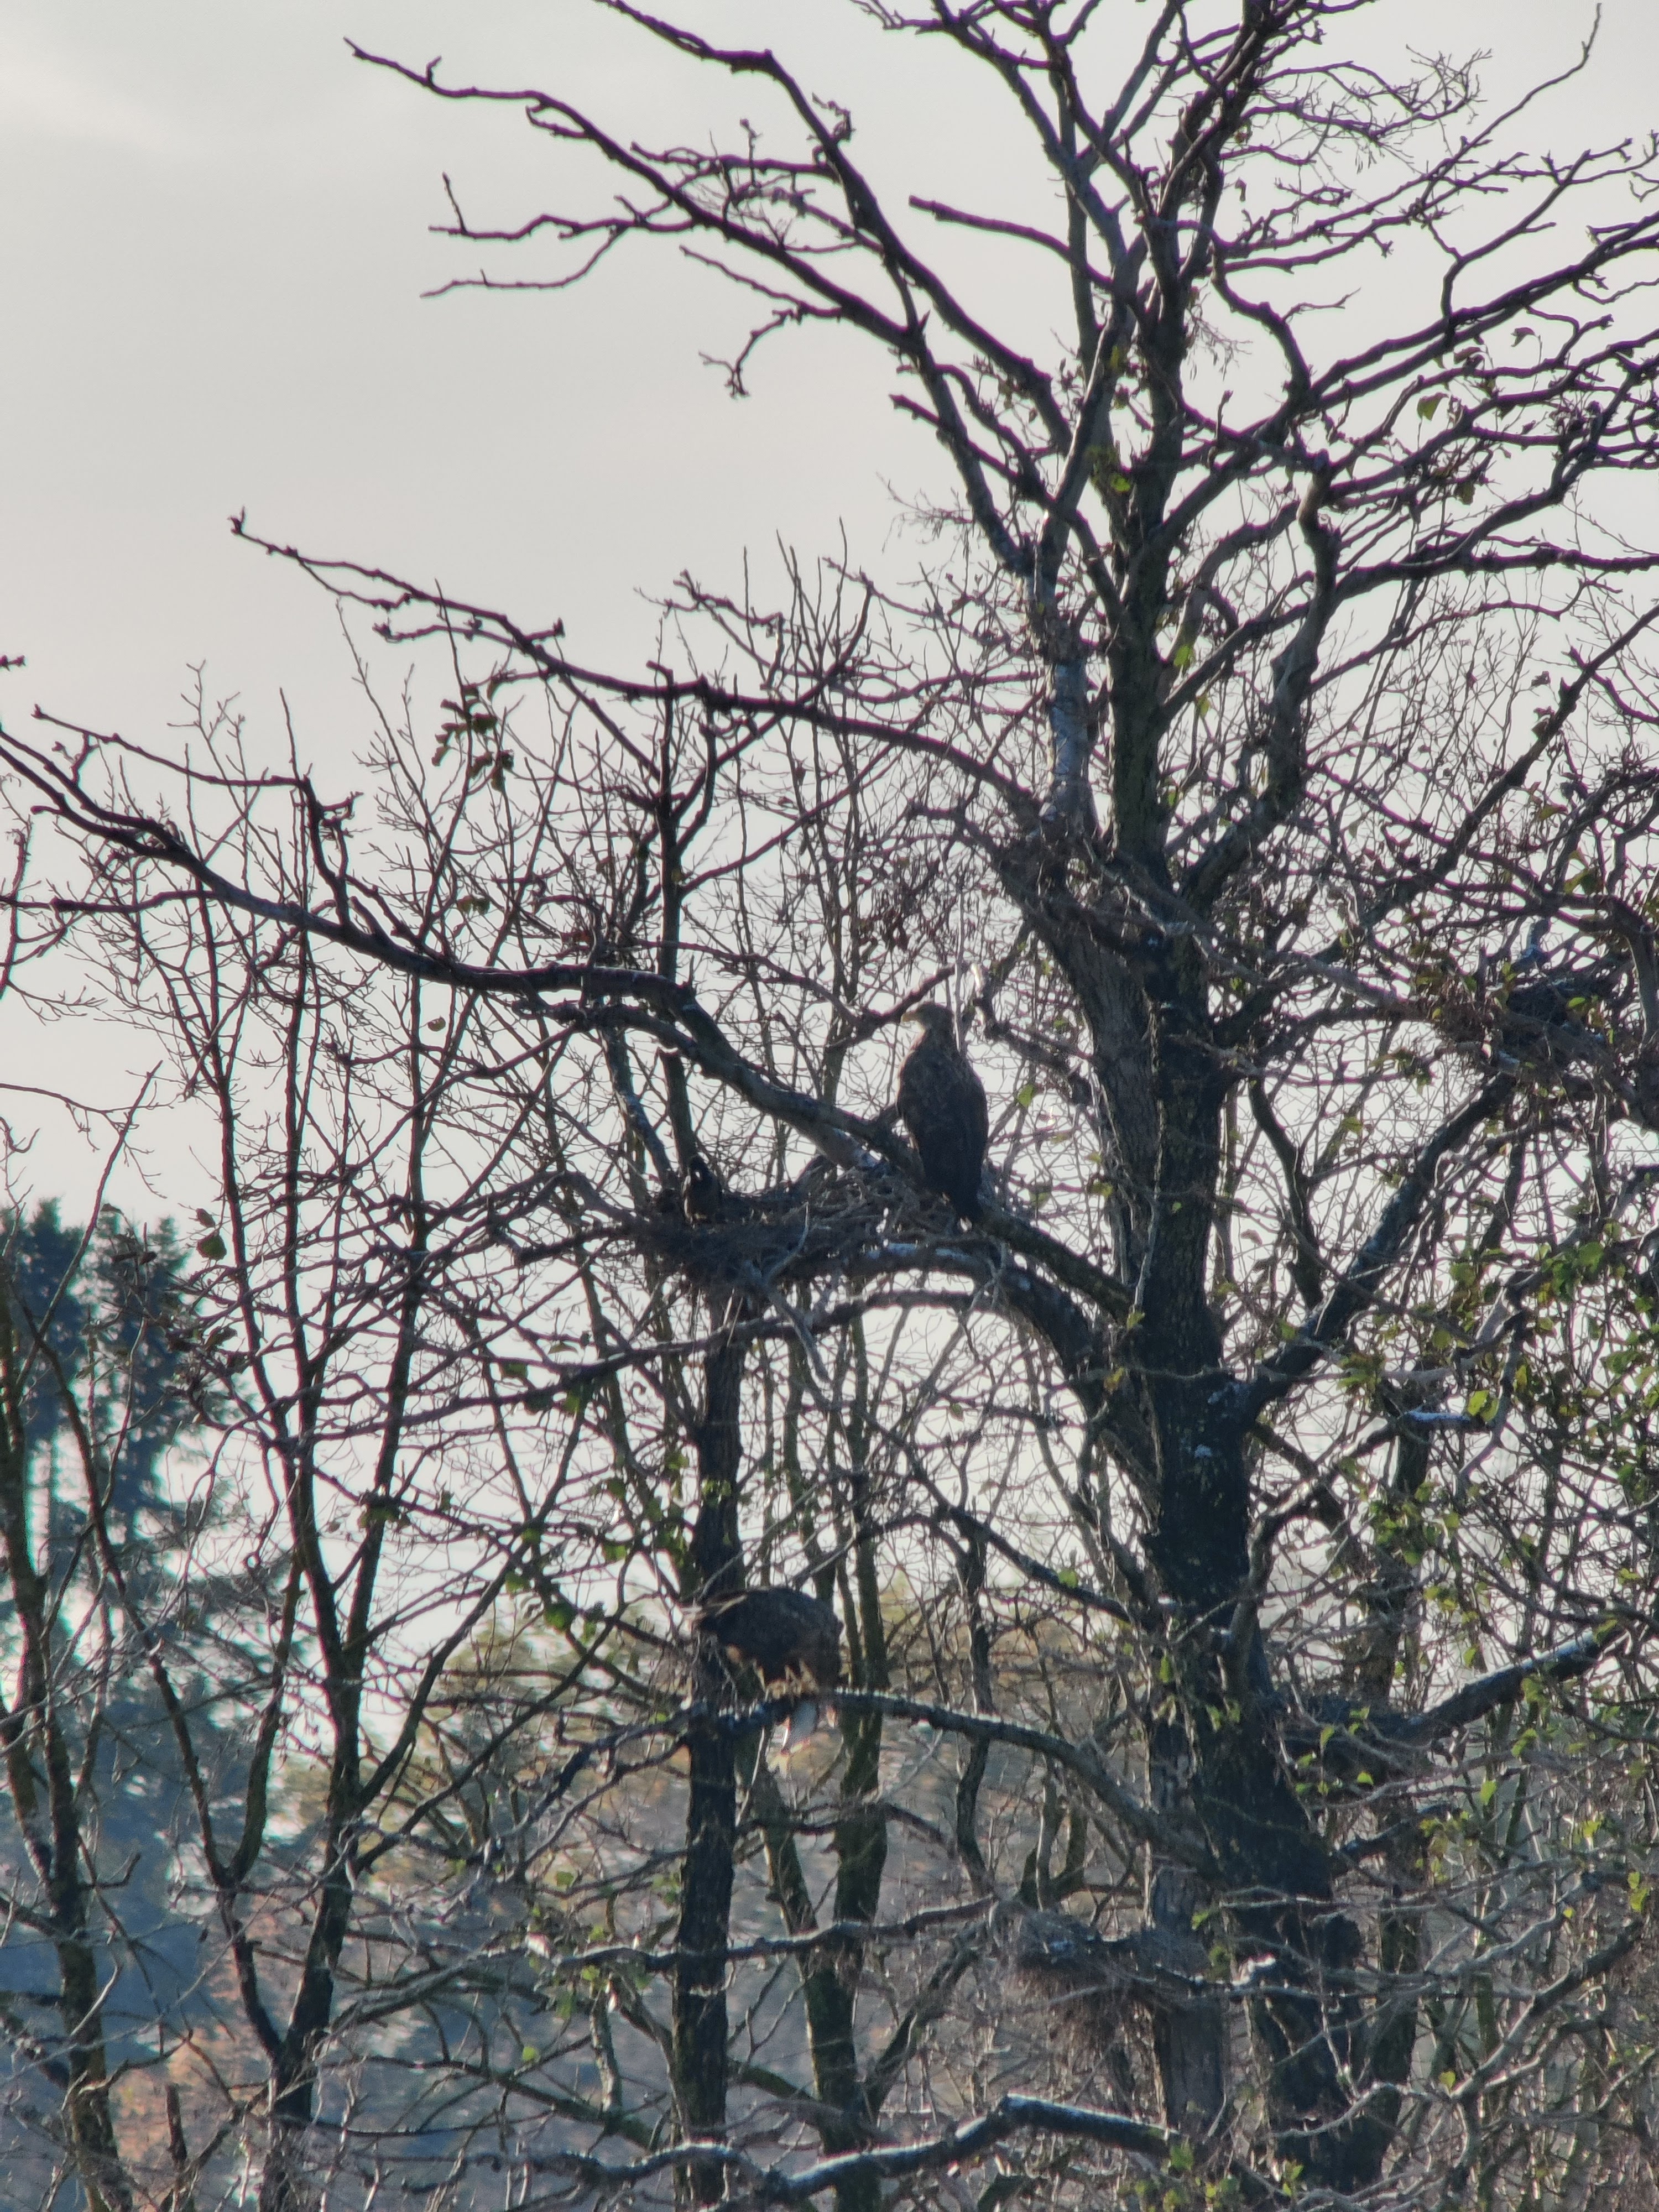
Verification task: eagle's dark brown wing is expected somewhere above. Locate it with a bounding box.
[898,1030,988,1221]
[699,1589,842,1687]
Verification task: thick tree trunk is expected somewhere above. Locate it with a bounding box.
[751,1448,889,2212]
[673,1324,747,2204]
[751,1764,878,2212]
[1145,1718,1226,2140]
[815,1464,890,2212]
[257,1829,356,2212]
[1126,989,1394,2191]
[60,1933,131,2212]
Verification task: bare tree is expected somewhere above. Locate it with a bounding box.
[8,3,1659,2206]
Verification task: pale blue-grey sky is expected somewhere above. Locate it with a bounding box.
[2,0,1651,1215]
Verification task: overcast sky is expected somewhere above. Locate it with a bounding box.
[2,0,1652,1219]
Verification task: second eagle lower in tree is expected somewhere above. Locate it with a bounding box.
[897,1003,989,1223]
[697,1587,843,1750]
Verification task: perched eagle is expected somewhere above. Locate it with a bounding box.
[679,1152,728,1224]
[696,1587,842,1749]
[897,1004,989,1222]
